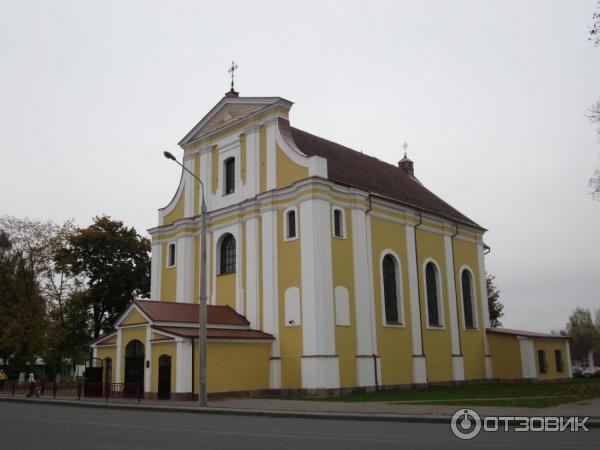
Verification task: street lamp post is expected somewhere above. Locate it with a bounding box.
[163,151,208,406]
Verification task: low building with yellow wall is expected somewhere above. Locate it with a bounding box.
[92,89,571,399]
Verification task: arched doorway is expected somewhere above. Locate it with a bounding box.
[124,340,144,397]
[157,355,171,400]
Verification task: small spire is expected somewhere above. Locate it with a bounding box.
[225,61,239,97]
[402,142,409,159]
[398,142,415,177]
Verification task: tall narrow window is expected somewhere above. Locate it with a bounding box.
[167,242,176,268]
[538,350,547,374]
[286,210,297,239]
[219,234,236,274]
[425,262,441,327]
[461,270,475,328]
[555,350,563,372]
[383,254,400,324]
[224,157,235,195]
[333,208,344,237]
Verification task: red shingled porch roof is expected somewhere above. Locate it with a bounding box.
[133,300,249,326]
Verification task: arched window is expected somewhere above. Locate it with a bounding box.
[219,234,236,274]
[425,262,441,327]
[461,269,475,329]
[167,242,176,267]
[224,157,235,195]
[383,254,401,324]
[286,209,297,239]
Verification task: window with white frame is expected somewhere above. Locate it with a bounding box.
[332,207,345,238]
[382,254,403,325]
[284,208,298,240]
[224,157,235,195]
[425,261,443,327]
[166,242,176,268]
[461,269,476,329]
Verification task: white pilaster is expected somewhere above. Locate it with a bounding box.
[144,326,152,394]
[177,340,192,393]
[352,208,380,386]
[261,208,281,388]
[176,235,194,303]
[236,221,244,314]
[300,196,339,389]
[265,117,277,191]
[115,329,122,383]
[519,337,537,379]
[565,341,573,378]
[243,125,260,198]
[150,241,162,300]
[477,243,493,379]
[245,217,260,328]
[444,235,464,381]
[183,155,195,218]
[405,223,427,384]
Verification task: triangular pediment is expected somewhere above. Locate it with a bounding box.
[179,96,292,146]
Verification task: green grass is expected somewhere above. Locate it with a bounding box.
[269,378,600,407]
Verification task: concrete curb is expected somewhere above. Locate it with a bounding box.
[1,396,599,426]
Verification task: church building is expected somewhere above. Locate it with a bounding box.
[92,88,571,399]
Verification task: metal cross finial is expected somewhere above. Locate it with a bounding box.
[402,142,409,158]
[228,61,238,91]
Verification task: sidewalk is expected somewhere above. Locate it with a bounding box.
[1,393,599,424]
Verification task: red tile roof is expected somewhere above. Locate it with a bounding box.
[133,300,249,326]
[487,327,570,340]
[279,118,483,230]
[154,326,273,340]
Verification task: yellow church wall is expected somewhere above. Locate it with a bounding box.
[533,339,570,380]
[452,236,486,380]
[119,326,148,383]
[161,243,176,302]
[415,228,453,382]
[488,333,522,379]
[259,125,267,193]
[240,133,247,185]
[99,335,117,345]
[150,341,177,394]
[121,309,148,326]
[216,273,236,309]
[257,217,263,330]
[96,347,116,383]
[370,216,414,385]
[163,190,185,226]
[276,145,309,189]
[192,341,271,393]
[277,207,303,389]
[331,207,358,388]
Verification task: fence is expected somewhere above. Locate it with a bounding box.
[0,381,143,402]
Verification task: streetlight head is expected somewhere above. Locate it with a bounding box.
[163,151,176,161]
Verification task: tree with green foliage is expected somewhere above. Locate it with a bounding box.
[59,215,151,339]
[0,231,47,373]
[566,307,600,346]
[589,2,600,199]
[486,272,504,327]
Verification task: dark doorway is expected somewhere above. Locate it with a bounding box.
[157,355,171,400]
[124,340,145,397]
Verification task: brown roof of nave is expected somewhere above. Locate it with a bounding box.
[279,118,484,230]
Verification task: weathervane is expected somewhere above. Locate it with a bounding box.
[402,142,409,158]
[228,61,238,92]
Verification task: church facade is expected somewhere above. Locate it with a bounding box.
[92,91,571,398]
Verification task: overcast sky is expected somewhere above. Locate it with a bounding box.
[1,0,599,333]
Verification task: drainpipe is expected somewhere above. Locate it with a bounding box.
[451,223,463,356]
[365,194,379,390]
[413,213,426,361]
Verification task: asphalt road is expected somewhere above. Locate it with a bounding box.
[0,401,595,450]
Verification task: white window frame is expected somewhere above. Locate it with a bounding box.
[166,242,176,268]
[223,156,236,196]
[459,265,479,330]
[423,258,445,329]
[283,206,299,241]
[331,206,347,239]
[379,250,405,327]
